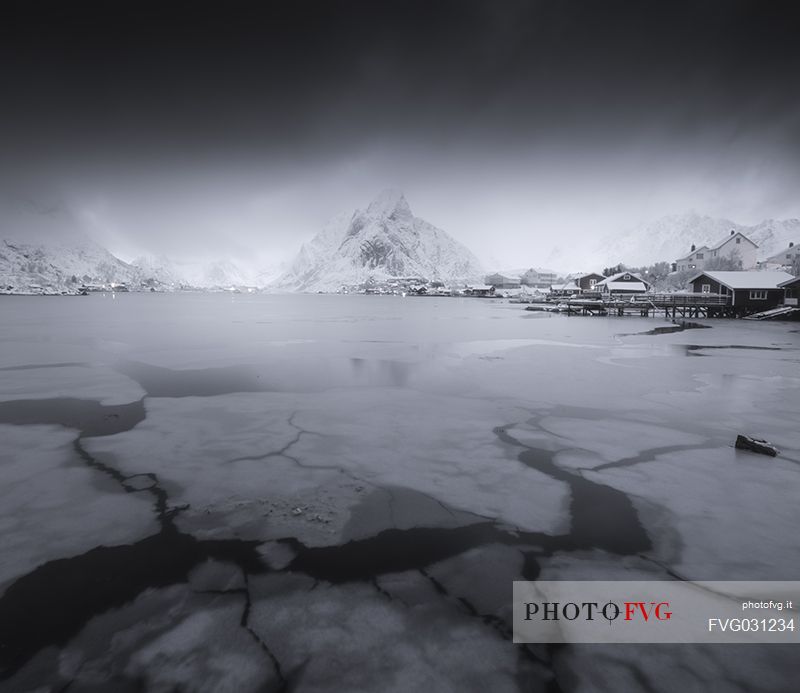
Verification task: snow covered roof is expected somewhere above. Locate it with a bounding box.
[676,232,758,262]
[550,282,579,291]
[688,270,793,289]
[778,275,800,288]
[709,231,757,251]
[675,245,709,262]
[596,271,648,286]
[603,282,648,292]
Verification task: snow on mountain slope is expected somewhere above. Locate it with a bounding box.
[593,212,800,267]
[0,236,140,292]
[745,219,800,258]
[0,200,141,292]
[0,199,263,292]
[275,190,484,291]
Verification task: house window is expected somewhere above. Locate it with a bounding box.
[787,254,792,259]
[623,273,631,280]
[589,279,596,287]
[749,290,767,300]
[689,264,696,269]
[696,253,704,259]
[701,283,711,293]
[736,238,741,244]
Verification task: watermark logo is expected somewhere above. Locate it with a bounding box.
[514,581,798,643]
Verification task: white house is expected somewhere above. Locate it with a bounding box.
[520,268,557,287]
[760,242,799,270]
[484,273,520,289]
[675,230,758,272]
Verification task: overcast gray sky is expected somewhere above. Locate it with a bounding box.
[2,0,799,269]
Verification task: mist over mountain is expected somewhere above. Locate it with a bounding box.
[275,190,484,291]
[0,198,261,292]
[3,193,799,295]
[0,200,139,291]
[130,255,259,288]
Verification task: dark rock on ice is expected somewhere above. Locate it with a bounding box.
[735,435,778,457]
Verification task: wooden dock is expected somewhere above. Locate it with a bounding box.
[533,293,738,319]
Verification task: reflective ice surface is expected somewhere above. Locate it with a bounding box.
[0,293,798,691]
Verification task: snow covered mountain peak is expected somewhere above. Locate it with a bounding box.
[365,188,412,221]
[275,191,484,291]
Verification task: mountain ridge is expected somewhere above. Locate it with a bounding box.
[2,198,798,293]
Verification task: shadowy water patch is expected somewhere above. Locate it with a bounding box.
[0,392,271,680]
[281,417,653,586]
[0,529,266,680]
[683,344,784,357]
[0,362,88,372]
[282,523,557,584]
[0,398,145,437]
[619,321,711,337]
[348,358,415,386]
[0,397,182,526]
[115,360,269,397]
[494,426,651,555]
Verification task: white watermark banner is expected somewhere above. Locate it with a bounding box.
[513,581,799,643]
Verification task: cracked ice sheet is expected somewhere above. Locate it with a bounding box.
[539,417,706,465]
[532,554,797,693]
[584,446,799,580]
[422,543,526,619]
[646,371,800,455]
[0,424,158,589]
[9,584,277,693]
[248,577,522,693]
[123,602,274,693]
[451,345,705,412]
[555,642,796,693]
[83,389,570,544]
[0,364,145,405]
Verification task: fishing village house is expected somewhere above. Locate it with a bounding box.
[549,280,581,297]
[759,242,799,270]
[520,268,557,288]
[687,270,794,315]
[572,272,605,292]
[780,275,800,306]
[464,284,495,297]
[595,271,651,295]
[484,273,521,289]
[536,272,605,298]
[674,230,758,272]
